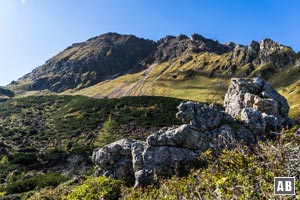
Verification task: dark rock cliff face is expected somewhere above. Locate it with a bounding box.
[0,87,14,98]
[8,33,298,93]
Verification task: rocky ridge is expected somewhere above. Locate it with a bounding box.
[92,77,294,187]
[7,33,299,94]
[146,33,233,63]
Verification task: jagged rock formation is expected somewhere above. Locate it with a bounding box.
[92,77,293,187]
[146,33,233,63]
[8,33,299,94]
[247,39,295,68]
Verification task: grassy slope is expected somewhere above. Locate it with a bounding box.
[269,65,300,119]
[74,53,300,120]
[74,53,231,105]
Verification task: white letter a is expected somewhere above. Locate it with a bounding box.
[277,181,284,191]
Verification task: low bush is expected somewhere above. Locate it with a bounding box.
[4,173,68,195]
[9,153,37,166]
[63,176,122,200]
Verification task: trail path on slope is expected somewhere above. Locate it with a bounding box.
[122,63,158,96]
[152,62,176,82]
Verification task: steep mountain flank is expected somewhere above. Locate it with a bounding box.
[8,33,156,93]
[75,37,298,111]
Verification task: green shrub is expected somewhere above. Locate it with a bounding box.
[0,155,9,165]
[4,173,68,194]
[63,176,122,200]
[95,116,118,147]
[9,153,37,166]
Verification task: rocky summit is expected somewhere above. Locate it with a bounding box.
[92,77,293,187]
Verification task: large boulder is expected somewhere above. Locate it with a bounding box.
[92,77,294,187]
[92,102,240,187]
[92,139,144,184]
[224,77,293,132]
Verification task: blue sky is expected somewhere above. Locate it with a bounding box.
[0,0,299,85]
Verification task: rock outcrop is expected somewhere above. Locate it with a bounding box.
[224,77,293,134]
[92,78,293,187]
[93,102,237,187]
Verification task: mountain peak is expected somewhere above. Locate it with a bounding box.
[7,33,298,94]
[11,33,157,92]
[259,38,294,52]
[191,33,206,41]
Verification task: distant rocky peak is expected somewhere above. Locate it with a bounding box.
[87,32,125,41]
[158,35,176,43]
[176,34,189,40]
[259,38,293,52]
[11,32,157,92]
[153,33,231,62]
[248,40,260,50]
[191,33,206,41]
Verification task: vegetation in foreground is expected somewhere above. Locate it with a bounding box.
[24,127,300,199]
[0,95,183,199]
[0,94,299,199]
